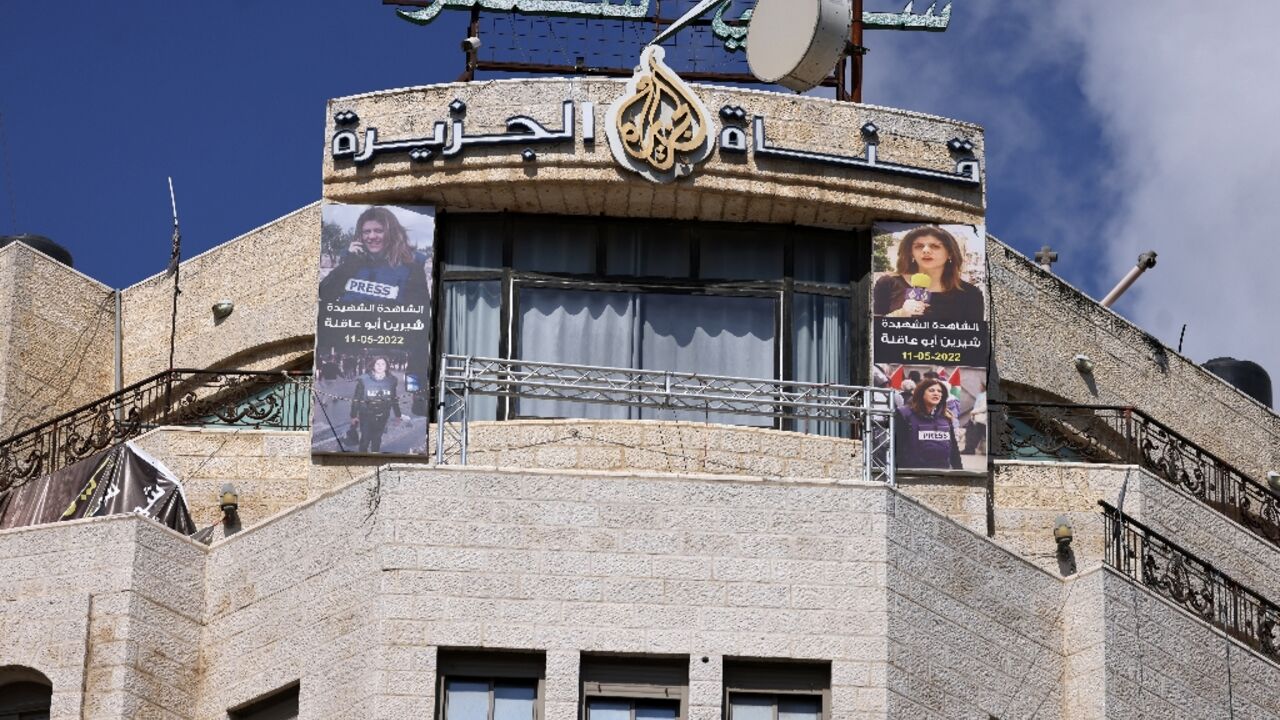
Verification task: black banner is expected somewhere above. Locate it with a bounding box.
[874,317,990,368]
[0,442,195,534]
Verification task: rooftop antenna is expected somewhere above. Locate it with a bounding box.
[165,177,182,372]
[1100,251,1157,308]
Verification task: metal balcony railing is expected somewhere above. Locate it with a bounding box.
[1102,501,1280,662]
[994,401,1280,549]
[0,369,313,493]
[434,355,897,483]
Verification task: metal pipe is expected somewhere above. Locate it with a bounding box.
[1100,251,1158,308]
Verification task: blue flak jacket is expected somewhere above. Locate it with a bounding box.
[894,404,962,470]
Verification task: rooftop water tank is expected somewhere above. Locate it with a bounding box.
[1204,357,1273,409]
[0,234,74,267]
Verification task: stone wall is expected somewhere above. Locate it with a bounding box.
[0,514,206,719]
[365,466,892,720]
[992,461,1280,601]
[989,239,1280,482]
[0,242,116,437]
[885,492,1066,719]
[325,79,986,230]
[1100,568,1280,719]
[132,427,312,530]
[132,420,864,535]
[120,203,319,384]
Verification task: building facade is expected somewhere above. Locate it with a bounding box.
[1,70,1279,720]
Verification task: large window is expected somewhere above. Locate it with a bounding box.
[438,215,869,434]
[580,654,688,720]
[438,649,546,720]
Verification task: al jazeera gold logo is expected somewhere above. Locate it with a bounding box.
[607,46,715,183]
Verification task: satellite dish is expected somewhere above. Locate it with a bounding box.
[746,0,852,92]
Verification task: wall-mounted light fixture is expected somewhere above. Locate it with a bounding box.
[1268,471,1280,494]
[219,483,243,537]
[1053,515,1074,555]
[212,300,234,320]
[1074,354,1094,374]
[219,483,239,513]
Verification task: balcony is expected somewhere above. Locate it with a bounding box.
[995,401,1280,550]
[1102,501,1280,662]
[0,369,312,492]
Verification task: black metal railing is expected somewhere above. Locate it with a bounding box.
[995,401,1280,548]
[0,369,313,493]
[1102,501,1280,662]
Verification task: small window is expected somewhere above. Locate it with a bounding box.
[0,666,53,720]
[580,654,688,720]
[227,683,298,720]
[439,649,546,720]
[723,659,829,720]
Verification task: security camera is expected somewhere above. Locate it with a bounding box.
[461,36,482,52]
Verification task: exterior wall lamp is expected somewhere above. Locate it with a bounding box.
[1053,515,1074,555]
[212,300,234,320]
[220,483,242,537]
[1074,354,1094,374]
[1269,471,1280,494]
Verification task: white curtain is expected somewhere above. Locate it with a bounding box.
[793,293,852,436]
[518,289,775,425]
[443,280,502,420]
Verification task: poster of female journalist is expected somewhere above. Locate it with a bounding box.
[871,223,990,473]
[311,203,435,456]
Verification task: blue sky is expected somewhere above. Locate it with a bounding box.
[1,1,1276,385]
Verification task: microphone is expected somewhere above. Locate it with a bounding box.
[908,273,932,305]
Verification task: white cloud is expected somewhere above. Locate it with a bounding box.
[863,0,1279,394]
[1057,1,1280,390]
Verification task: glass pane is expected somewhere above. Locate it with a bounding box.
[700,232,782,281]
[517,288,639,420]
[587,700,631,720]
[640,293,776,425]
[494,683,537,720]
[446,216,504,271]
[605,225,691,278]
[636,704,679,720]
[778,697,821,720]
[513,221,595,274]
[792,293,852,437]
[446,681,491,720]
[730,695,774,720]
[795,235,852,285]
[443,281,502,420]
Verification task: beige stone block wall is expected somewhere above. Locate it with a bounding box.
[884,492,1066,719]
[133,427,312,530]
[1059,569,1106,720]
[0,242,116,437]
[363,466,893,720]
[0,515,206,720]
[120,203,320,384]
[989,238,1280,482]
[131,420,864,536]
[893,474,988,535]
[1100,568,1280,719]
[993,461,1280,601]
[324,79,986,230]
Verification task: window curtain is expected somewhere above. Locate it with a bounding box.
[443,280,502,420]
[793,293,852,436]
[518,289,775,425]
